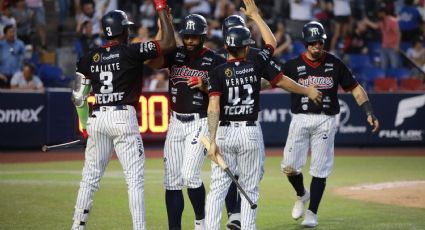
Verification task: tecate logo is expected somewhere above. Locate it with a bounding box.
[0,106,43,123]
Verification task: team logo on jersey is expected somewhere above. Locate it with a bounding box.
[186,20,196,30]
[93,53,100,63]
[224,68,233,77]
[170,65,208,85]
[297,65,306,72]
[298,75,333,89]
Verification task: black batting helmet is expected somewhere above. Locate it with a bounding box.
[302,21,327,44]
[222,15,246,37]
[101,10,134,39]
[179,14,207,36]
[225,26,255,48]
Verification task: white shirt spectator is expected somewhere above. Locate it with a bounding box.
[290,0,317,21]
[333,0,351,16]
[184,0,211,15]
[10,71,44,90]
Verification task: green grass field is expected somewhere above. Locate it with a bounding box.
[1,155,425,230]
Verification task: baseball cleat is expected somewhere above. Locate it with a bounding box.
[194,218,205,230]
[301,210,318,227]
[292,190,310,220]
[226,213,241,230]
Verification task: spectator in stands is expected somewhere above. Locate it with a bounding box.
[11,0,32,44]
[343,20,369,54]
[26,0,47,49]
[131,25,151,44]
[398,0,423,43]
[76,1,101,37]
[74,20,103,58]
[184,0,211,17]
[286,0,317,40]
[10,62,44,91]
[148,69,168,91]
[329,0,352,54]
[0,25,25,87]
[364,3,401,69]
[406,36,425,72]
[0,1,17,39]
[138,0,156,31]
[273,21,292,58]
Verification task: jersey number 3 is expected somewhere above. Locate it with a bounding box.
[228,85,254,106]
[100,71,114,93]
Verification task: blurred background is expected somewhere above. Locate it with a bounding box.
[0,0,424,149]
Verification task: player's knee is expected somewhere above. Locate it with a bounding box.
[283,166,299,176]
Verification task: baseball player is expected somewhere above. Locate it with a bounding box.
[216,1,278,228]
[206,26,321,230]
[70,4,175,230]
[280,21,379,228]
[149,14,226,230]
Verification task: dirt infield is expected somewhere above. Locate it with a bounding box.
[335,181,425,208]
[0,147,424,163]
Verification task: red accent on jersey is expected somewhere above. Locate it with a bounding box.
[102,40,120,48]
[301,52,327,68]
[153,40,161,57]
[209,92,222,97]
[264,44,275,55]
[343,81,359,92]
[270,72,283,86]
[227,58,245,63]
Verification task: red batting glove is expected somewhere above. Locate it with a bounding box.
[153,0,168,11]
[189,76,201,86]
[82,129,88,139]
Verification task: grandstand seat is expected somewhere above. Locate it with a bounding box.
[354,66,385,91]
[374,78,398,92]
[37,63,65,87]
[385,68,411,79]
[292,40,305,56]
[400,42,412,52]
[399,78,425,91]
[367,41,382,65]
[348,54,372,71]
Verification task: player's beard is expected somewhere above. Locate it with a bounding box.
[311,50,322,60]
[183,42,204,56]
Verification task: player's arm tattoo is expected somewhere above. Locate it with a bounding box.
[207,95,220,142]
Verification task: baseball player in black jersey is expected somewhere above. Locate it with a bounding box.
[215,1,278,228]
[70,3,175,230]
[280,21,379,228]
[149,14,225,230]
[205,26,321,230]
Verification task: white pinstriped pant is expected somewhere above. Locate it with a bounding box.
[205,121,265,230]
[163,113,208,190]
[281,113,337,178]
[73,106,146,230]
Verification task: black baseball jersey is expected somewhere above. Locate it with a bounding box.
[209,46,282,121]
[77,40,160,109]
[282,52,359,115]
[216,46,260,60]
[165,46,225,113]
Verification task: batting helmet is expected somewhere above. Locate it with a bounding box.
[225,26,255,48]
[222,15,246,37]
[101,10,134,39]
[302,21,327,44]
[179,14,207,36]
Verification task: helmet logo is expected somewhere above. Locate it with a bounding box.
[186,20,196,30]
[309,27,320,36]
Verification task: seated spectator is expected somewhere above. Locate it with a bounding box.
[406,36,425,72]
[273,21,292,58]
[74,20,103,58]
[148,69,168,92]
[0,25,25,87]
[343,20,369,55]
[10,62,44,91]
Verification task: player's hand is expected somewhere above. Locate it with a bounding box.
[153,0,168,11]
[307,85,322,105]
[81,129,89,139]
[367,114,379,132]
[240,0,260,18]
[188,76,203,89]
[207,142,220,163]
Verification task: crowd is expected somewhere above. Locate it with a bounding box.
[0,0,424,91]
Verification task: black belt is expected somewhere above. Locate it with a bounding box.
[219,121,256,127]
[93,105,129,112]
[174,112,207,122]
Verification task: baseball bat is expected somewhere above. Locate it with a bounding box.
[41,140,81,152]
[200,136,257,209]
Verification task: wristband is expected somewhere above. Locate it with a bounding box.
[82,129,88,139]
[360,101,374,116]
[153,0,168,11]
[190,76,201,85]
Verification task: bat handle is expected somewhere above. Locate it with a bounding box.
[224,168,257,209]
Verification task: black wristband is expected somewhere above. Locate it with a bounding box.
[360,101,374,116]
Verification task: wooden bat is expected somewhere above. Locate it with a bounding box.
[41,140,82,152]
[200,136,257,209]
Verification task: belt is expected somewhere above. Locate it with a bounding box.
[219,121,256,127]
[93,105,129,112]
[173,111,207,122]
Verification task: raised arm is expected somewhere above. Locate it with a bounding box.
[154,0,176,54]
[240,0,277,48]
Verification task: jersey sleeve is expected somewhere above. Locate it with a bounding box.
[208,67,222,97]
[254,45,283,86]
[128,40,161,62]
[337,59,359,91]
